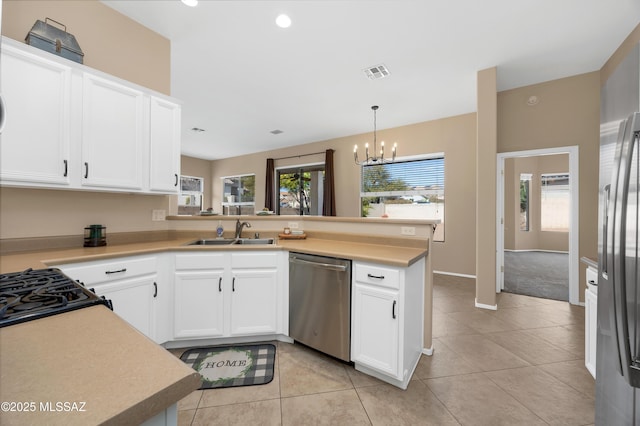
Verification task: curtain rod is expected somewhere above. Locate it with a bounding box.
[273,151,327,161]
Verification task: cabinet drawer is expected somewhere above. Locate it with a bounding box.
[354,263,400,289]
[60,256,157,285]
[175,253,227,270]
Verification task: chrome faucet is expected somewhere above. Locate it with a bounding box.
[235,219,251,239]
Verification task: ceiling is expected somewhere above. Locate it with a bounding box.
[102,0,640,160]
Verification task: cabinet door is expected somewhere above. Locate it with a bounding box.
[82,73,146,190]
[174,270,225,338]
[149,96,181,193]
[352,283,400,377]
[229,269,278,336]
[92,274,156,340]
[0,44,72,186]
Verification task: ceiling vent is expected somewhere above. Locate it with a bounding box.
[270,129,284,135]
[364,64,390,80]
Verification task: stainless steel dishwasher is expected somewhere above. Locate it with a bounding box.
[289,252,352,362]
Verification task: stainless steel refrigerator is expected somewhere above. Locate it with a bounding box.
[597,42,640,425]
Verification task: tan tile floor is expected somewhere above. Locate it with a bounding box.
[174,273,595,425]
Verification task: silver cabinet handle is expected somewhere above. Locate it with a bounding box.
[153,282,157,298]
[392,300,397,319]
[105,268,126,275]
[218,277,222,292]
[232,277,236,292]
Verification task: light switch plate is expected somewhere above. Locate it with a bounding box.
[152,210,166,221]
[401,226,416,236]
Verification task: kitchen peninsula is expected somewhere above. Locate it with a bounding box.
[0,216,435,393]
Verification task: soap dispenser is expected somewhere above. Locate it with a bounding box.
[216,221,224,238]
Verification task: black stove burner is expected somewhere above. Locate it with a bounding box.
[0,268,112,327]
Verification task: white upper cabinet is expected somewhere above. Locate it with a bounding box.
[0,41,72,186]
[0,37,181,194]
[149,96,181,193]
[81,73,146,190]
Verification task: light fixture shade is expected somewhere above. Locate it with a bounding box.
[276,14,292,28]
[354,106,397,165]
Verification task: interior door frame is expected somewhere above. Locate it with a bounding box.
[496,145,580,305]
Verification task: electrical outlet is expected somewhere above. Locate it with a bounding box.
[288,222,299,229]
[401,226,416,236]
[152,210,166,221]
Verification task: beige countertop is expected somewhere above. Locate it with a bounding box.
[0,305,201,426]
[0,236,428,273]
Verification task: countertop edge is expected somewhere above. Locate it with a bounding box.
[2,237,429,272]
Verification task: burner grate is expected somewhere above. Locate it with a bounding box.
[0,268,112,327]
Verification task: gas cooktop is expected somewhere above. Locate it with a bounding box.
[0,268,112,328]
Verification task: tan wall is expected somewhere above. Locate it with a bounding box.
[211,113,478,277]
[476,67,498,307]
[504,154,569,252]
[498,71,600,302]
[1,0,170,95]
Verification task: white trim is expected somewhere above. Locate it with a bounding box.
[434,270,476,279]
[496,145,580,305]
[422,346,434,356]
[475,299,498,310]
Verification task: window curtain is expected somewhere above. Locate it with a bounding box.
[322,149,336,216]
[265,158,275,212]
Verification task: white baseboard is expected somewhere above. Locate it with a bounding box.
[422,346,434,356]
[434,270,476,279]
[475,299,497,310]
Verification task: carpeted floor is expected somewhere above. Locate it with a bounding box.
[503,251,569,301]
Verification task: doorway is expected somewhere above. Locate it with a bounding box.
[277,164,325,216]
[496,146,579,305]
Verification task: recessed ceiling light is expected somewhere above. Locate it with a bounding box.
[181,0,198,7]
[275,14,292,28]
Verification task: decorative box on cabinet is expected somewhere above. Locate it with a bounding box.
[351,259,425,390]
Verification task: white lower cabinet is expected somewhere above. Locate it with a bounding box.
[173,253,226,339]
[56,255,169,344]
[351,259,425,389]
[92,274,157,339]
[173,251,282,341]
[352,283,399,375]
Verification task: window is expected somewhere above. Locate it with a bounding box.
[222,174,255,215]
[360,155,445,241]
[540,173,570,232]
[277,165,325,215]
[178,175,204,215]
[519,173,531,231]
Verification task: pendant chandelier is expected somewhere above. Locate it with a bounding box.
[354,105,397,165]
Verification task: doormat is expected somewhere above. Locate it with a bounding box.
[180,344,276,390]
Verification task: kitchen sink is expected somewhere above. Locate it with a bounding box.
[185,238,236,246]
[184,238,275,246]
[234,238,275,245]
